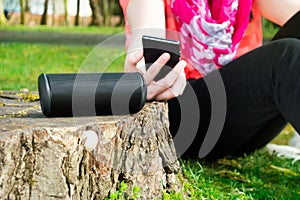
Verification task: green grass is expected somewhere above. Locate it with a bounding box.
[163,125,300,199]
[262,18,280,40]
[0,24,124,35]
[179,149,300,199]
[0,43,126,90]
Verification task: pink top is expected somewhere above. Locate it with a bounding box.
[120,0,262,79]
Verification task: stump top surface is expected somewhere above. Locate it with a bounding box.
[0,90,157,133]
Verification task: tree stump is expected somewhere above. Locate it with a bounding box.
[0,90,184,199]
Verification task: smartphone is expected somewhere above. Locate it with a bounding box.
[142,35,180,81]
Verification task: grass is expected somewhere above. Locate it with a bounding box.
[180,149,300,199]
[0,24,124,35]
[162,126,300,199]
[262,18,280,40]
[1,26,299,199]
[0,43,126,90]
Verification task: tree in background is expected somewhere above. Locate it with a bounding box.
[100,0,110,26]
[114,0,124,26]
[75,0,80,26]
[3,0,124,26]
[0,0,7,25]
[89,0,122,26]
[40,0,49,25]
[19,0,25,24]
[89,0,102,25]
[64,0,68,26]
[51,0,55,25]
[25,0,29,12]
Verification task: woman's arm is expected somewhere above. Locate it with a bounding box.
[127,0,165,30]
[123,0,187,101]
[126,0,166,52]
[257,0,300,26]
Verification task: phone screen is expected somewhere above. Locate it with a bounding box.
[142,35,180,81]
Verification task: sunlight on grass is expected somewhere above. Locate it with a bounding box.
[179,149,300,199]
[0,25,124,35]
[0,43,125,90]
[271,124,295,145]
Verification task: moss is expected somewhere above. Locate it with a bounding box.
[0,110,29,118]
[16,92,40,102]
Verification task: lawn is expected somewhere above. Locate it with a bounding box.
[1,25,299,199]
[0,24,124,35]
[0,43,126,90]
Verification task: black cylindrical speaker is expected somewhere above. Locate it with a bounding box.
[38,73,147,117]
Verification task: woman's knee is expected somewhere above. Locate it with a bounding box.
[268,38,300,73]
[271,38,300,54]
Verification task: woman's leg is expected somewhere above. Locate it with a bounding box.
[169,38,300,160]
[271,11,300,41]
[230,10,300,157]
[168,11,300,160]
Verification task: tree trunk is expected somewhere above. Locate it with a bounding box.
[75,0,80,26]
[114,1,125,27]
[40,0,49,25]
[52,0,55,26]
[0,0,6,25]
[89,0,102,26]
[64,0,68,26]
[0,91,185,199]
[19,0,25,24]
[25,0,30,12]
[100,0,111,26]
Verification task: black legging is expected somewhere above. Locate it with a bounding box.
[168,11,300,160]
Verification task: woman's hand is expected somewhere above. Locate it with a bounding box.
[124,50,187,101]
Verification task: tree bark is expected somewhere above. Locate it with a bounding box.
[25,0,30,12]
[0,0,6,25]
[52,0,55,26]
[0,91,184,199]
[100,0,111,26]
[19,0,25,24]
[89,0,102,26]
[114,1,125,27]
[40,0,49,25]
[64,0,69,26]
[75,0,80,26]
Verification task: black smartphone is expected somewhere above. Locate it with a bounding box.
[142,35,180,81]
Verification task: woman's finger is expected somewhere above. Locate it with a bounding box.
[124,50,144,72]
[155,60,186,88]
[155,72,186,100]
[144,53,170,84]
[136,57,146,74]
[146,81,170,100]
[154,88,177,101]
[146,60,186,100]
[170,69,186,96]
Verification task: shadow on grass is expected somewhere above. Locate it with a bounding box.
[179,150,300,199]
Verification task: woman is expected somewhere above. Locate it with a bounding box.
[120,0,300,160]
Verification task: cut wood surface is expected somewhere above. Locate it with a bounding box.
[0,90,184,200]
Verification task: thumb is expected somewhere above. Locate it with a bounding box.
[124,50,144,72]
